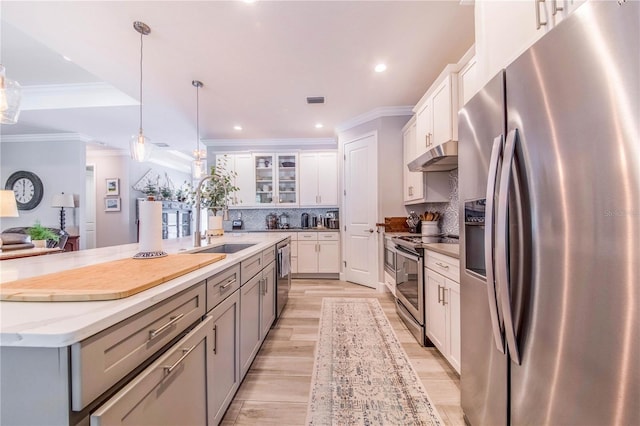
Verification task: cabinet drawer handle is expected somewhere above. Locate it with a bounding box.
[213,325,218,355]
[435,262,450,270]
[163,344,196,376]
[220,278,236,292]
[552,0,563,15]
[149,314,185,341]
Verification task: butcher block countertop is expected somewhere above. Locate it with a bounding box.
[0,233,287,348]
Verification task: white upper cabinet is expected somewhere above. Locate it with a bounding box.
[475,0,587,88]
[215,153,255,207]
[275,154,298,205]
[299,152,338,207]
[413,68,459,157]
[458,55,477,108]
[253,153,299,206]
[403,119,423,203]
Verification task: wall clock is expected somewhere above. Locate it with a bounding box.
[4,171,44,211]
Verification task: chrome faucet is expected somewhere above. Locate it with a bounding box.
[193,174,230,247]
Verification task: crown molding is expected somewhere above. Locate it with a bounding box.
[202,137,337,148]
[335,106,414,133]
[0,132,92,143]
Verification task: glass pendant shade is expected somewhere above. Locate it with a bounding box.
[191,158,206,179]
[130,21,151,162]
[0,65,22,125]
[130,131,152,162]
[191,80,206,179]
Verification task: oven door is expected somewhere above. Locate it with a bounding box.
[383,241,396,277]
[394,247,424,324]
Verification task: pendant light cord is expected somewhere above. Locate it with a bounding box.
[139,30,144,134]
[196,83,200,158]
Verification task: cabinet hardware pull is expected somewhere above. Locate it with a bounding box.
[552,0,563,15]
[213,325,218,354]
[264,278,268,294]
[435,262,450,270]
[443,288,448,306]
[149,314,184,340]
[220,279,236,292]
[437,285,443,304]
[163,345,196,376]
[536,0,548,29]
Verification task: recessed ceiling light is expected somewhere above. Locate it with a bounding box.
[243,0,256,3]
[62,55,72,62]
[234,125,243,131]
[315,123,323,129]
[374,63,387,73]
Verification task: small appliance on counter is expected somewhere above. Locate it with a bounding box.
[278,212,290,229]
[266,213,279,230]
[301,212,310,229]
[232,219,243,230]
[310,214,318,228]
[325,210,339,229]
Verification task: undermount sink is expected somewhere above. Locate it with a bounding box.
[192,243,256,254]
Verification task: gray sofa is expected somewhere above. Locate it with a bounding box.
[1,227,68,251]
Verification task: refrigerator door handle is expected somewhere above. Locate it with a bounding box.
[497,129,521,365]
[485,134,506,354]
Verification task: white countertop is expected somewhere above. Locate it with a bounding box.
[0,233,287,348]
[424,243,459,259]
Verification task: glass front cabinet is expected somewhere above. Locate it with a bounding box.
[276,154,297,204]
[253,153,298,206]
[254,154,274,205]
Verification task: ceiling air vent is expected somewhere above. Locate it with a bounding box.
[152,142,170,148]
[306,96,325,104]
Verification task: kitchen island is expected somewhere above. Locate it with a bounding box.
[0,232,287,425]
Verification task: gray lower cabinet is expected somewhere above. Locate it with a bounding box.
[208,289,240,425]
[240,272,262,379]
[239,248,277,380]
[260,260,276,340]
[90,316,214,426]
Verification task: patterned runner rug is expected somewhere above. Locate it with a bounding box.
[306,298,443,426]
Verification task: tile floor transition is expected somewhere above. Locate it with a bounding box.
[220,279,465,426]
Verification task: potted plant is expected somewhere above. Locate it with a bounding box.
[27,221,59,248]
[185,160,239,232]
[142,182,158,200]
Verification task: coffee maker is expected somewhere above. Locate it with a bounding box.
[301,213,310,229]
[325,210,339,229]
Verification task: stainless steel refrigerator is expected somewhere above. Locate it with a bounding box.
[458,1,639,425]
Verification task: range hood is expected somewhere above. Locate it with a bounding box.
[407,140,458,172]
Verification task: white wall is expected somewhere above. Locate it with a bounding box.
[337,115,410,220]
[87,151,191,248]
[0,138,86,239]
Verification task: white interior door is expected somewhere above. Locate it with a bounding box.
[85,165,96,249]
[343,133,378,288]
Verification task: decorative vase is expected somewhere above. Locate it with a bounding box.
[208,213,224,237]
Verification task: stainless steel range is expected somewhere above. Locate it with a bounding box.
[392,234,458,346]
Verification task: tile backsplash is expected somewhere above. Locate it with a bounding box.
[223,208,335,231]
[405,169,459,236]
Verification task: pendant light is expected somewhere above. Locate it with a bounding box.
[0,64,22,125]
[130,21,153,162]
[191,80,207,179]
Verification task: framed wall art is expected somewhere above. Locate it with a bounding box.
[106,178,120,196]
[104,197,121,212]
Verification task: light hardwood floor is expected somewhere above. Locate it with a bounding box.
[221,279,465,425]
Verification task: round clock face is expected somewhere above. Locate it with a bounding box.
[5,171,44,210]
